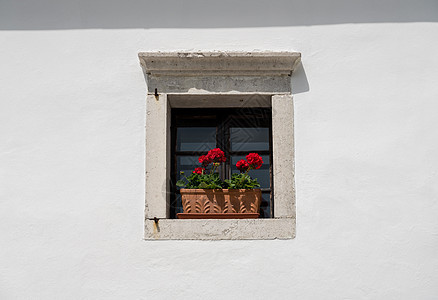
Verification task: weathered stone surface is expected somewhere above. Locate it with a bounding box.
[139,52,301,94]
[145,218,295,240]
[145,94,170,219]
[139,51,301,76]
[147,75,292,94]
[272,94,296,218]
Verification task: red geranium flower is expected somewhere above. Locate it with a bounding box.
[198,155,212,166]
[246,153,263,169]
[206,148,226,163]
[236,159,250,172]
[193,167,205,175]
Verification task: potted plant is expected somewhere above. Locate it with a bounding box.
[176,148,264,219]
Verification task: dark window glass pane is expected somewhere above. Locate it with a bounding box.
[176,156,200,181]
[231,155,271,189]
[260,193,271,218]
[230,127,269,151]
[175,156,201,214]
[177,127,216,151]
[174,194,183,215]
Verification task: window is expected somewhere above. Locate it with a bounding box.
[139,52,300,239]
[171,108,273,218]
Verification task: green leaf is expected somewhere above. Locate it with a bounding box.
[198,182,208,189]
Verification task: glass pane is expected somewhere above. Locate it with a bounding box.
[231,155,271,189]
[176,156,200,182]
[177,127,216,151]
[230,127,269,151]
[260,193,271,218]
[175,156,200,214]
[174,194,183,215]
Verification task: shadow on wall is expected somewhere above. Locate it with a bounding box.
[1,0,437,30]
[292,63,309,94]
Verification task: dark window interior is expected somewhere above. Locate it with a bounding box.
[170,108,273,218]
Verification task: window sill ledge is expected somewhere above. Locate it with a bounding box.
[144,217,295,240]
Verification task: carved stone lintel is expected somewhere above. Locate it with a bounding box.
[139,52,301,94]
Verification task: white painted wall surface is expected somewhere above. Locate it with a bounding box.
[1,1,437,299]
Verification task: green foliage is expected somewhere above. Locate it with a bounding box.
[224,173,260,189]
[176,148,262,190]
[177,171,260,190]
[176,172,225,189]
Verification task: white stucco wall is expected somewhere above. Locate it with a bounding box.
[1,1,437,299]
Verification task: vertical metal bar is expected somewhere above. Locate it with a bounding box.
[224,109,231,181]
[217,110,225,181]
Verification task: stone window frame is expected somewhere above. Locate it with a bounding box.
[139,52,301,240]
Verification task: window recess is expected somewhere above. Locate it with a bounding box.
[171,108,273,219]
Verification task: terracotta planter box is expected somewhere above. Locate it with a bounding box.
[177,189,262,219]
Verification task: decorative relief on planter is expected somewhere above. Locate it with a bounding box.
[179,189,262,215]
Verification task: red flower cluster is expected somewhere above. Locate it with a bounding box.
[246,153,263,170]
[236,159,250,172]
[198,155,212,166]
[207,148,226,163]
[235,153,263,173]
[199,148,226,166]
[193,167,205,175]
